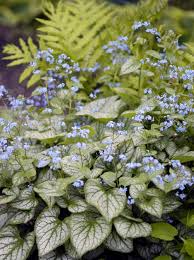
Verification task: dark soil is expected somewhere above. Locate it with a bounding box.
[0,25,35,98]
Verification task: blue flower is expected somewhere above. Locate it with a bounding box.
[73,179,84,188]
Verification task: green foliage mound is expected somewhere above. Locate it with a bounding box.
[0,1,194,259]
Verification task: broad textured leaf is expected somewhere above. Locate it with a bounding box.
[34,177,77,198]
[153,256,172,260]
[162,197,181,214]
[184,239,194,258]
[70,213,111,257]
[0,226,35,260]
[0,187,19,204]
[40,251,73,260]
[173,151,194,163]
[76,96,125,120]
[151,222,178,241]
[129,184,147,199]
[68,199,88,213]
[85,179,126,222]
[11,188,38,210]
[114,216,151,238]
[138,197,163,218]
[0,206,8,228]
[121,57,141,75]
[105,230,133,253]
[8,208,35,225]
[35,207,69,256]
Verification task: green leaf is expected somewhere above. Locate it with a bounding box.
[35,207,69,256]
[114,216,151,238]
[11,188,38,210]
[173,151,194,163]
[183,239,194,258]
[151,222,178,241]
[69,213,111,257]
[0,226,35,260]
[76,96,125,120]
[105,230,133,253]
[19,66,33,83]
[120,57,141,75]
[138,197,163,218]
[0,187,19,204]
[85,179,126,222]
[153,256,172,260]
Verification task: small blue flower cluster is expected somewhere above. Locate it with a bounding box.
[126,162,142,169]
[142,156,164,174]
[67,126,90,139]
[106,121,127,135]
[157,94,194,116]
[73,179,84,188]
[0,137,15,161]
[0,85,7,98]
[100,143,115,163]
[132,21,150,30]
[132,21,161,42]
[103,36,130,64]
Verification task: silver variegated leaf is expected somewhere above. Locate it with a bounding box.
[105,230,133,253]
[68,199,88,213]
[39,251,74,260]
[0,205,8,228]
[114,216,151,238]
[64,241,79,259]
[35,206,69,256]
[0,226,35,260]
[129,184,147,199]
[85,179,126,222]
[8,208,35,225]
[0,187,19,205]
[11,188,38,210]
[162,197,182,214]
[138,197,163,218]
[76,96,125,120]
[70,213,111,257]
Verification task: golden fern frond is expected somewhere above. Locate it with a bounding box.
[136,0,168,21]
[3,37,40,87]
[37,0,114,66]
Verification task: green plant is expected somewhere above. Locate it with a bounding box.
[3,0,170,88]
[0,1,194,259]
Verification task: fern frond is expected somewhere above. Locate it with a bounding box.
[37,0,114,66]
[136,0,168,21]
[3,37,40,86]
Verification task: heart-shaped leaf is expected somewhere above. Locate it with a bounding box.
[35,207,69,256]
[76,96,125,120]
[105,230,133,253]
[151,222,178,241]
[11,188,38,210]
[114,216,151,238]
[0,226,35,260]
[69,213,111,257]
[138,197,163,218]
[85,179,126,222]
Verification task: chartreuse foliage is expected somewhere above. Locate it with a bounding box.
[2,0,171,88]
[0,1,194,259]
